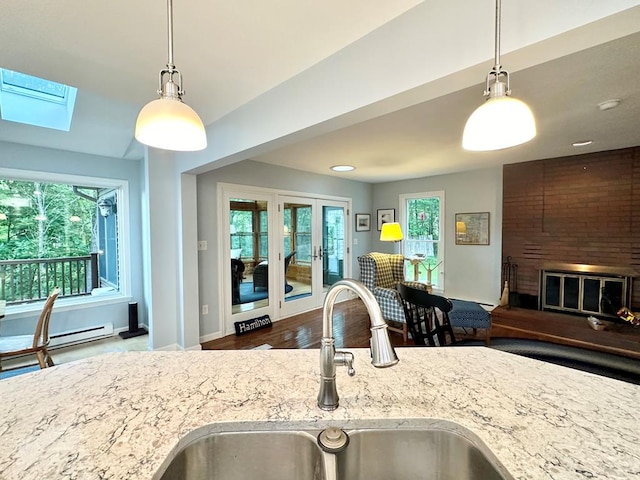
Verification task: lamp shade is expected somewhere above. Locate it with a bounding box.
[135,97,207,151]
[380,222,403,242]
[463,95,536,151]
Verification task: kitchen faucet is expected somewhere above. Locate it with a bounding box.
[317,279,399,411]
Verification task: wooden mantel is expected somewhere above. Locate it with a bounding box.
[491,306,640,360]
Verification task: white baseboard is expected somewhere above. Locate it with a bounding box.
[154,343,182,351]
[50,322,114,348]
[199,331,222,343]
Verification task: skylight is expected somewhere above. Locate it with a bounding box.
[0,68,77,131]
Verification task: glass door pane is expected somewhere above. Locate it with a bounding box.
[230,197,270,315]
[280,196,349,318]
[283,200,313,303]
[322,205,345,288]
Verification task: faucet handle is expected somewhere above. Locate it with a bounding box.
[334,351,356,377]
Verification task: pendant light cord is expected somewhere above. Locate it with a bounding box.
[166,0,175,71]
[493,0,501,72]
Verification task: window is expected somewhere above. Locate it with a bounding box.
[0,174,125,304]
[294,205,312,264]
[400,191,444,288]
[229,199,269,263]
[0,68,78,131]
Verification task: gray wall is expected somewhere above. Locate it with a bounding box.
[372,166,503,304]
[196,159,504,341]
[196,160,373,338]
[0,141,145,337]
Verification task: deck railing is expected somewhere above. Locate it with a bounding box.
[0,253,99,304]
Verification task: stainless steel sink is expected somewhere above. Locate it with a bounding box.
[156,423,513,480]
[157,430,325,480]
[337,428,511,480]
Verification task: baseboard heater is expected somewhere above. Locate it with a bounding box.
[50,322,114,348]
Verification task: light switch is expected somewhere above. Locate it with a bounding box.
[201,304,209,315]
[198,240,208,251]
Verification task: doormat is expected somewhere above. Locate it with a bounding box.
[234,315,272,336]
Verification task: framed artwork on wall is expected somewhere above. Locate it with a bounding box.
[455,212,490,245]
[377,208,395,231]
[355,213,371,232]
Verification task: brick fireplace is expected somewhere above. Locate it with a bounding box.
[502,146,640,311]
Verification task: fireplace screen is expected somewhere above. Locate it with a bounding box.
[542,271,628,317]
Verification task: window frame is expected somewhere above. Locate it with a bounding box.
[0,167,131,316]
[399,190,445,289]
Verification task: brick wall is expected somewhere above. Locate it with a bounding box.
[502,146,640,308]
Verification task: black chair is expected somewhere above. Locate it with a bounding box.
[398,283,457,346]
[253,251,296,293]
[231,259,245,305]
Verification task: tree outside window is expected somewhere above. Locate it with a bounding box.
[0,179,120,302]
[403,194,443,287]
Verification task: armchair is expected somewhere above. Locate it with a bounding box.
[253,251,296,294]
[357,252,429,342]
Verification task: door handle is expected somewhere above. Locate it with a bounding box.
[318,246,323,260]
[312,246,318,260]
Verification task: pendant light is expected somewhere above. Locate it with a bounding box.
[462,0,536,151]
[135,0,207,152]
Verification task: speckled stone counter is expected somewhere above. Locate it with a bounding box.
[1,347,639,479]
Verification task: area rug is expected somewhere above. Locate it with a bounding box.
[285,292,311,302]
[0,365,40,380]
[239,282,268,304]
[238,282,294,304]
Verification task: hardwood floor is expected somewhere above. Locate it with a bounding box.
[201,299,415,350]
[204,300,640,361]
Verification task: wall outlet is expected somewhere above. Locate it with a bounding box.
[198,240,208,251]
[201,304,209,315]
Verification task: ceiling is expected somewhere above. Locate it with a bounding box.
[1,1,640,183]
[254,30,640,182]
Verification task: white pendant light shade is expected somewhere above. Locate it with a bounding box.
[462,0,536,152]
[463,95,536,151]
[135,0,207,152]
[135,97,207,151]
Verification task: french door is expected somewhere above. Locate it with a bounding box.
[279,196,348,318]
[220,184,350,335]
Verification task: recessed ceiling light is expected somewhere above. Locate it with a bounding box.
[572,140,593,147]
[331,165,355,172]
[598,99,621,111]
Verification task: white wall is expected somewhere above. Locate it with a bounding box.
[182,1,640,175]
[0,141,146,339]
[142,149,201,350]
[196,160,373,340]
[372,166,503,304]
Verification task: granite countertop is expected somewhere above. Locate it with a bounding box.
[1,347,639,479]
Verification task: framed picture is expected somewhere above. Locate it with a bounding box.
[355,213,371,232]
[377,208,395,231]
[455,212,490,245]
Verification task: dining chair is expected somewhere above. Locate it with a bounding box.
[397,283,457,346]
[0,287,60,371]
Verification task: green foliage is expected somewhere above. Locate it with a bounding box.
[0,180,96,260]
[407,197,440,240]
